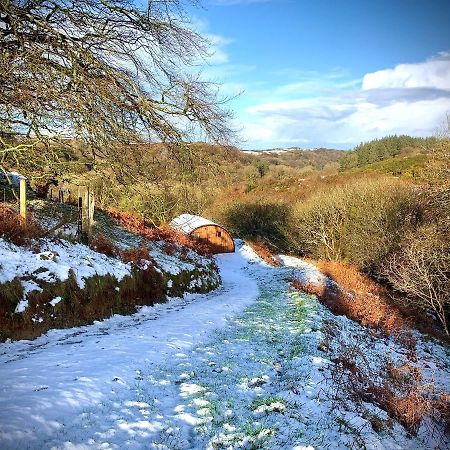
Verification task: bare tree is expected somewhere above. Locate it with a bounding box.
[0,0,234,180]
[383,226,450,335]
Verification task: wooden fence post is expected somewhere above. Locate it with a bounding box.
[77,186,95,240]
[19,177,26,223]
[82,188,90,235]
[88,188,95,231]
[77,190,83,237]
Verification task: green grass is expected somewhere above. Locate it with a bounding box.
[344,154,428,178]
[250,395,285,411]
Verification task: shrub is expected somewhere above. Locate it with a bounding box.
[223,201,291,250]
[291,177,421,272]
[121,240,151,265]
[383,225,450,335]
[325,324,448,442]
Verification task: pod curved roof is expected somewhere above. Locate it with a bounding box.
[170,214,226,235]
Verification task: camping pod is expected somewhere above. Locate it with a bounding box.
[170,214,235,254]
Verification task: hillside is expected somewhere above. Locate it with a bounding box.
[242,147,344,170]
[0,200,220,341]
[339,135,438,171]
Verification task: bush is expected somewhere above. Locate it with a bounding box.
[383,225,450,335]
[291,177,421,272]
[223,201,291,250]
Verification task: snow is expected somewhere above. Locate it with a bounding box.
[149,246,195,275]
[0,238,131,289]
[170,214,221,235]
[49,296,63,307]
[241,147,314,155]
[0,171,25,186]
[13,280,43,313]
[14,299,28,314]
[0,243,448,449]
[0,243,259,449]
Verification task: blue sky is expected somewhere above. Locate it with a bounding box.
[189,0,450,149]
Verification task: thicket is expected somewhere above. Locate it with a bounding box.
[383,224,450,334]
[292,176,449,334]
[290,178,420,270]
[0,203,44,247]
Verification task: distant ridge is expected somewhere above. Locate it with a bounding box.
[241,146,343,155]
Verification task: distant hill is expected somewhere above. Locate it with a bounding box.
[242,147,345,170]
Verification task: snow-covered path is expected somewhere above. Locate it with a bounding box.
[0,244,260,449]
[1,243,448,449]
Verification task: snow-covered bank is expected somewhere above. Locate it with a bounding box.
[0,238,131,288]
[0,221,220,340]
[0,243,259,449]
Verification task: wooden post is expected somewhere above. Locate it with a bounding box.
[19,177,26,223]
[82,188,90,235]
[77,192,83,237]
[77,186,94,241]
[88,188,95,231]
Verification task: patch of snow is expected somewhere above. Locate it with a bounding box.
[22,280,42,295]
[14,299,28,314]
[0,238,131,289]
[49,296,63,307]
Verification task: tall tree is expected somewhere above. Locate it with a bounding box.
[0,0,234,180]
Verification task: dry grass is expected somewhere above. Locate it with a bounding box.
[0,203,44,248]
[292,276,411,337]
[307,260,441,340]
[90,234,156,267]
[89,233,120,257]
[246,239,280,266]
[325,326,449,441]
[315,260,386,296]
[302,261,450,442]
[121,240,152,265]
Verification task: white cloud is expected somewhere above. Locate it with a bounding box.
[204,33,233,65]
[240,54,450,149]
[362,54,450,90]
[273,68,360,96]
